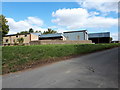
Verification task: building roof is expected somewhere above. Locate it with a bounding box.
[5,33,30,36]
[39,33,63,38]
[88,32,110,38]
[4,33,41,37]
[31,33,41,36]
[63,30,87,33]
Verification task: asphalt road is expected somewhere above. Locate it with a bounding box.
[2,47,119,88]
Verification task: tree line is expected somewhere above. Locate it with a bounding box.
[17,28,57,35]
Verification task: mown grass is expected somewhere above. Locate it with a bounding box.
[2,43,120,74]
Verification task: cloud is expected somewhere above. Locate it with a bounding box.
[48,26,57,29]
[6,17,47,34]
[52,8,117,29]
[111,32,119,40]
[77,0,118,13]
[89,12,100,16]
[52,8,89,29]
[26,17,43,26]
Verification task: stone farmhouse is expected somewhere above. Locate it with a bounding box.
[3,33,39,45]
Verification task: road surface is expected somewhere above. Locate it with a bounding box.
[2,47,119,88]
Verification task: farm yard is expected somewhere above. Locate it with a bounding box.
[2,43,120,74]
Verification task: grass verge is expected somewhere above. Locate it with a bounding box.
[2,43,120,74]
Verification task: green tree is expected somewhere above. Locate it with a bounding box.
[0,15,9,37]
[29,28,34,33]
[35,30,41,33]
[17,37,24,44]
[43,28,57,34]
[17,31,29,34]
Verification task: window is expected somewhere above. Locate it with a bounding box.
[13,39,15,42]
[16,35,18,37]
[6,39,8,43]
[25,35,27,37]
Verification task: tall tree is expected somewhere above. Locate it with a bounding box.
[0,15,9,37]
[43,28,57,34]
[29,28,34,33]
[35,30,41,33]
[17,31,29,34]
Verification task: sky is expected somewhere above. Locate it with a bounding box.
[2,0,119,40]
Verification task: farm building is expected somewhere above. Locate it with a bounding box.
[111,41,120,43]
[3,33,40,46]
[39,30,88,41]
[39,33,66,40]
[3,30,92,45]
[63,30,88,41]
[88,32,110,43]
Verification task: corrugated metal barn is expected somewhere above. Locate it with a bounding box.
[39,30,88,41]
[63,30,88,40]
[88,32,110,43]
[39,33,64,40]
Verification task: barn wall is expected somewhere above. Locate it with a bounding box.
[63,32,87,40]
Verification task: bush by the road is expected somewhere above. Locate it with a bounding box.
[2,43,120,74]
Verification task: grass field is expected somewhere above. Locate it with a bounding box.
[2,43,120,74]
